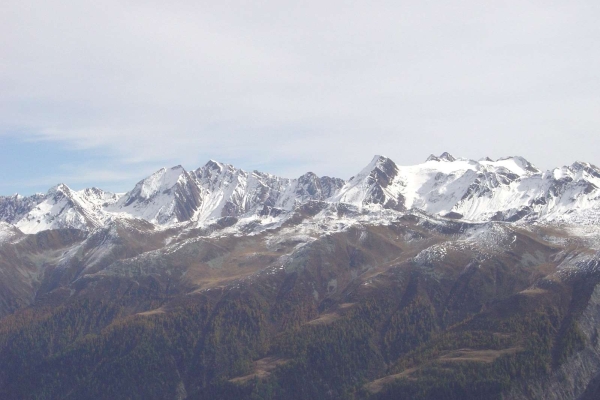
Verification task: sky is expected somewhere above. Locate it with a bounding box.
[1,0,600,195]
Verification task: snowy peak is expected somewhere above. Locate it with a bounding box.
[567,161,600,179]
[132,165,186,201]
[422,154,539,177]
[439,151,456,162]
[426,152,456,162]
[354,155,550,222]
[77,187,119,209]
[345,155,399,187]
[332,155,405,210]
[294,172,345,200]
[364,155,400,188]
[204,159,225,171]
[296,172,320,196]
[191,160,346,219]
[273,172,345,211]
[110,165,201,224]
[1,184,121,234]
[193,160,293,219]
[485,156,540,176]
[194,160,240,192]
[13,183,112,234]
[193,160,251,219]
[47,183,70,196]
[546,162,600,185]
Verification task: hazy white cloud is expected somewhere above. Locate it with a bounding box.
[2,0,600,188]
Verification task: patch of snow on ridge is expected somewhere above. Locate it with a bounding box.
[0,222,21,243]
[139,167,185,199]
[481,156,540,176]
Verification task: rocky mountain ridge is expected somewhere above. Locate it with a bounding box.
[2,153,600,235]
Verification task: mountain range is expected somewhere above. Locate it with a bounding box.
[3,153,600,235]
[2,153,600,399]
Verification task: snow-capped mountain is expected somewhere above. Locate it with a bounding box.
[331,155,405,211]
[332,153,600,224]
[189,160,345,220]
[13,184,119,234]
[192,160,290,220]
[3,153,600,234]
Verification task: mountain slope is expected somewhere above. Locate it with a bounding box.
[2,154,600,399]
[331,155,405,211]
[14,184,118,234]
[107,165,202,224]
[0,208,599,399]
